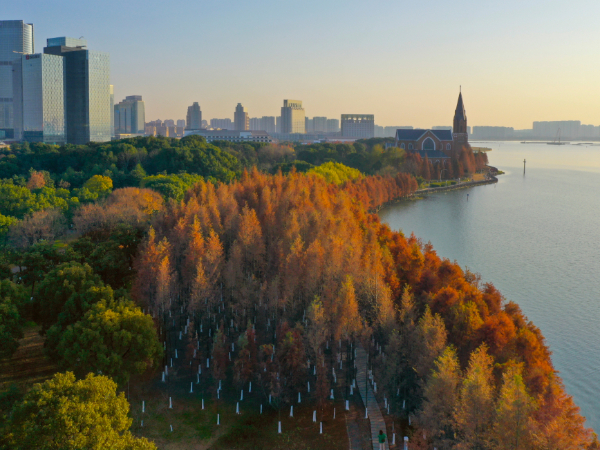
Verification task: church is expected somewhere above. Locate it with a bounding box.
[394,90,470,163]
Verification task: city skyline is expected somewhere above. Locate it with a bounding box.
[6,0,600,129]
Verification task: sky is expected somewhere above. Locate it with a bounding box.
[6,0,600,128]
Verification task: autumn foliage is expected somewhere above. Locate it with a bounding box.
[133,167,592,446]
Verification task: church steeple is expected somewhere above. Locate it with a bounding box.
[453,88,467,134]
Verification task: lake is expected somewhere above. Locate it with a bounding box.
[378,142,600,430]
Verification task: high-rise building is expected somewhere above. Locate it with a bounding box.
[312,117,327,133]
[249,116,276,134]
[234,103,249,131]
[0,20,34,139]
[281,100,305,134]
[114,95,145,134]
[211,118,232,130]
[109,85,114,138]
[164,119,175,127]
[12,53,66,144]
[186,102,202,130]
[326,119,340,133]
[177,119,186,128]
[341,114,374,138]
[44,37,111,144]
[305,117,312,133]
[276,116,282,133]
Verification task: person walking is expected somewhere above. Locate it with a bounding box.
[378,429,387,450]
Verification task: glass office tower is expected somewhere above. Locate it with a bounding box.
[114,95,145,134]
[13,53,66,144]
[44,37,111,144]
[281,100,305,134]
[0,20,34,138]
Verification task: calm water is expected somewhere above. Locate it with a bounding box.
[379,142,600,430]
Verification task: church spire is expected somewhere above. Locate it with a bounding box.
[453,89,467,134]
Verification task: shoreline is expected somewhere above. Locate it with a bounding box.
[373,168,499,213]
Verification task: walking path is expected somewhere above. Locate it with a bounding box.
[355,345,387,450]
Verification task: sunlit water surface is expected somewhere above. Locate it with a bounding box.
[378,142,600,430]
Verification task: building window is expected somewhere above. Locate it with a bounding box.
[423,137,435,150]
[408,143,413,150]
[446,143,451,150]
[400,143,405,149]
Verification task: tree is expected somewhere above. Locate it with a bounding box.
[55,299,162,385]
[83,175,113,199]
[8,208,67,249]
[26,171,46,190]
[0,280,25,359]
[418,346,460,450]
[34,262,106,334]
[492,364,536,450]
[454,345,495,450]
[3,372,156,450]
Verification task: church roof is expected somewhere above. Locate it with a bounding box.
[416,150,450,159]
[395,129,453,141]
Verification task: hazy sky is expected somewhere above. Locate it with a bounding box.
[6,0,600,128]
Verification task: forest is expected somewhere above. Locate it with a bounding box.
[0,135,592,449]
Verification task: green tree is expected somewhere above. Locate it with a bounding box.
[0,280,25,359]
[418,346,461,450]
[83,175,114,198]
[55,300,162,384]
[492,364,536,450]
[0,213,17,241]
[454,345,495,450]
[3,371,156,450]
[308,161,362,185]
[34,262,106,334]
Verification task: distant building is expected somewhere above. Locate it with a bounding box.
[0,20,35,139]
[234,103,249,131]
[186,102,202,130]
[326,118,340,133]
[395,90,469,158]
[305,117,312,133]
[184,129,275,144]
[114,95,145,134]
[164,119,175,127]
[249,116,276,133]
[211,118,233,130]
[374,125,384,138]
[341,114,374,138]
[432,126,452,131]
[472,126,515,140]
[44,37,111,144]
[12,53,66,144]
[281,100,305,134]
[109,85,114,138]
[384,126,409,138]
[177,119,186,128]
[312,117,328,133]
[276,116,282,133]
[532,120,581,140]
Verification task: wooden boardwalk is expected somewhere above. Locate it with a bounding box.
[355,345,387,450]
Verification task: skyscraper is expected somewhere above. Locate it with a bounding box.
[177,119,186,128]
[109,85,114,138]
[114,95,145,134]
[341,114,374,138]
[44,37,111,144]
[326,119,340,133]
[186,102,202,130]
[211,118,232,130]
[312,117,328,133]
[234,103,249,131]
[281,100,305,134]
[12,53,66,144]
[0,20,34,138]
